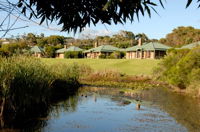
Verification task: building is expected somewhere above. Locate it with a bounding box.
[181,41,200,49]
[55,46,83,58]
[83,45,121,59]
[126,42,171,59]
[30,46,44,58]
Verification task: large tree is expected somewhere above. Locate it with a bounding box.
[16,0,199,33]
[0,0,199,36]
[159,26,200,47]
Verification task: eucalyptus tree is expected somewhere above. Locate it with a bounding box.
[159,26,200,47]
[0,0,199,36]
[16,0,199,33]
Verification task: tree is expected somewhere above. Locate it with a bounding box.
[0,0,198,37]
[26,33,37,45]
[16,0,200,33]
[119,30,135,39]
[16,0,165,33]
[45,46,56,58]
[159,26,200,47]
[135,33,149,43]
[0,42,28,56]
[36,38,48,47]
[44,45,62,57]
[46,35,65,45]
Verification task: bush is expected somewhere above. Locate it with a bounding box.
[99,54,106,59]
[64,51,83,58]
[109,51,125,59]
[154,47,200,96]
[45,46,56,58]
[0,42,28,56]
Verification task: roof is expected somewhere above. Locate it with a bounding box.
[83,45,120,53]
[181,41,200,49]
[30,46,44,53]
[56,48,68,53]
[66,46,83,51]
[126,42,171,51]
[126,43,147,52]
[56,46,83,53]
[142,42,171,51]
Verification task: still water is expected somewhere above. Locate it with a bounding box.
[2,87,200,132]
[37,87,199,132]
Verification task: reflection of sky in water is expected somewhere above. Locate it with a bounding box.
[43,94,187,132]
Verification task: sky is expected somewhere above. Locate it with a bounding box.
[1,0,200,39]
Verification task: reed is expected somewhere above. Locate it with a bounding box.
[0,56,81,119]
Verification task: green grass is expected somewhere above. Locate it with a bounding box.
[41,58,160,75]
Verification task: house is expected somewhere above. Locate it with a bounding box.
[181,41,200,49]
[83,45,121,59]
[55,46,83,58]
[126,40,171,59]
[30,46,44,58]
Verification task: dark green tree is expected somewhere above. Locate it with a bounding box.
[26,33,37,45]
[16,0,165,33]
[46,35,65,45]
[16,0,199,33]
[159,26,200,47]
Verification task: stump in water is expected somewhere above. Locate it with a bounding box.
[136,103,140,110]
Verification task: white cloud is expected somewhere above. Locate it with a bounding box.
[78,28,115,39]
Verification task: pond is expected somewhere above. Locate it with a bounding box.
[1,86,200,132]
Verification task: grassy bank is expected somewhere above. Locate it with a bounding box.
[41,58,162,92]
[77,67,166,92]
[41,58,160,75]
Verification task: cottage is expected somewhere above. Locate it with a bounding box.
[55,46,83,58]
[83,45,120,59]
[126,41,171,59]
[181,41,200,49]
[30,46,44,58]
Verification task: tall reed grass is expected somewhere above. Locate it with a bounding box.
[0,56,81,118]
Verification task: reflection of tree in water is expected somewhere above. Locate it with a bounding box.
[79,87,200,132]
[1,86,79,131]
[51,95,79,118]
[140,88,200,132]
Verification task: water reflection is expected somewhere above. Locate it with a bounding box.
[0,88,79,132]
[41,87,188,132]
[1,86,200,132]
[139,88,200,132]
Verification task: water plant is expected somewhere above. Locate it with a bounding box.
[0,56,81,127]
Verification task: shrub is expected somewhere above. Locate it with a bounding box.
[0,42,28,56]
[64,51,83,58]
[99,54,106,59]
[45,46,56,58]
[154,47,200,96]
[110,51,125,59]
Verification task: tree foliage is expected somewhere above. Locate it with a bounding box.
[16,0,166,33]
[64,51,83,58]
[72,30,150,48]
[46,35,65,45]
[159,26,200,47]
[154,47,200,96]
[0,42,28,56]
[0,0,199,37]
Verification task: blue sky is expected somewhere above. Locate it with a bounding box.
[1,0,200,39]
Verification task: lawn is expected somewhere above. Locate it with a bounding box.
[41,58,160,75]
